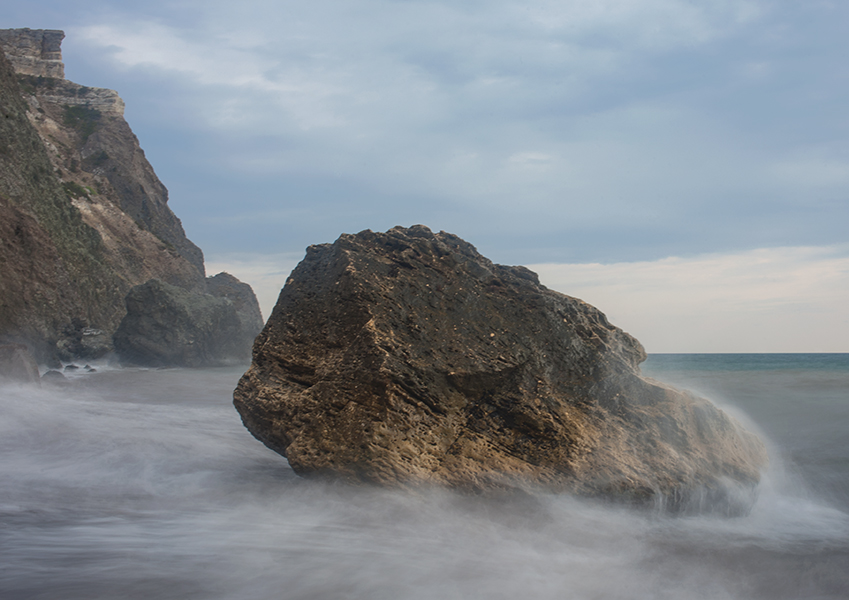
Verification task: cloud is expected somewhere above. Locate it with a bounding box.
[68,0,766,143]
[66,2,773,208]
[207,246,849,353]
[768,153,849,189]
[529,246,849,353]
[45,0,849,268]
[206,244,848,352]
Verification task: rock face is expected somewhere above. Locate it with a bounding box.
[114,279,261,367]
[0,29,259,364]
[234,226,767,510]
[0,38,123,361]
[0,29,205,285]
[0,28,65,78]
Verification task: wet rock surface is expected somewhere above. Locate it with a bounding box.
[234,226,768,509]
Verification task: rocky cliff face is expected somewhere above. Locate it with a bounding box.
[0,29,64,78]
[0,29,258,363]
[234,226,767,512]
[1,29,205,286]
[0,39,122,361]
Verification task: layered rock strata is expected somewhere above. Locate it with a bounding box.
[234,226,767,510]
[0,28,64,78]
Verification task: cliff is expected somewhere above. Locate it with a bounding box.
[0,29,64,78]
[0,29,257,363]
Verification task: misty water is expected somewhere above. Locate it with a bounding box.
[1,355,848,599]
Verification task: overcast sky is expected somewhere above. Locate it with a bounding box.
[4,1,848,352]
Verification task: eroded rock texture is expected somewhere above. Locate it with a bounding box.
[234,226,767,509]
[0,28,65,78]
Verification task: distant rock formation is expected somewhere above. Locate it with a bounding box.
[114,279,262,367]
[0,28,261,363]
[234,226,767,511]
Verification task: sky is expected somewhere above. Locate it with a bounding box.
[4,0,848,352]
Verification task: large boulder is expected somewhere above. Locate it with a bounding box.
[114,278,261,367]
[234,226,767,510]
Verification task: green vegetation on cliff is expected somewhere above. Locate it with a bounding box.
[0,49,124,360]
[62,104,102,141]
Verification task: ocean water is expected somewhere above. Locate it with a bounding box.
[0,355,847,599]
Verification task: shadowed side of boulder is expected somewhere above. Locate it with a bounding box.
[234,225,767,510]
[114,278,256,367]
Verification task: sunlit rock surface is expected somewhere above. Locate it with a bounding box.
[0,28,65,78]
[234,226,767,509]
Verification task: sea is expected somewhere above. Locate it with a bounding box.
[1,354,847,599]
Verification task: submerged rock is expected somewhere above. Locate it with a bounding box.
[114,278,261,367]
[234,226,767,510]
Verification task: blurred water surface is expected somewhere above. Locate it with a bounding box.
[0,356,847,599]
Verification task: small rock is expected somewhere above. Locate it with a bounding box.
[41,369,66,381]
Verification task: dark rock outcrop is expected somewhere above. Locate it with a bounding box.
[234,226,767,510]
[41,369,66,382]
[114,279,261,367]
